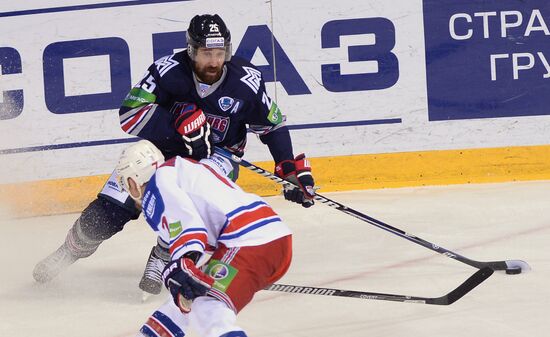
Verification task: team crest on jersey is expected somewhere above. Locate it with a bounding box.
[218,96,234,111]
[205,114,230,143]
[170,102,192,115]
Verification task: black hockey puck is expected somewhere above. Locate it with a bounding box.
[506,267,522,275]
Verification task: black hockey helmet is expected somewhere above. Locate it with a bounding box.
[187,14,232,62]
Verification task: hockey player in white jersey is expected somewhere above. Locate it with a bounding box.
[33,13,314,297]
[116,140,292,337]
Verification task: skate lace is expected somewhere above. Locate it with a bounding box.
[143,255,165,282]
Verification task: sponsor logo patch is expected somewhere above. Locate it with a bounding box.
[107,180,120,191]
[122,88,156,108]
[208,264,229,280]
[205,259,238,292]
[169,221,182,238]
[268,102,283,124]
[206,37,225,48]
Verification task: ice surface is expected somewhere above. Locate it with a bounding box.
[1,181,548,337]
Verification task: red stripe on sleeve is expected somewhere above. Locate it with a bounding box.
[224,206,278,233]
[169,232,208,255]
[121,104,153,132]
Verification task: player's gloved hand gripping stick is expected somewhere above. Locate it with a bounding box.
[162,256,214,313]
[275,154,315,208]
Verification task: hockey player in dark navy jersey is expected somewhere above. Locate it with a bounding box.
[33,14,315,296]
[121,32,290,164]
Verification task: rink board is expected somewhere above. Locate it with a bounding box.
[2,144,550,217]
[1,0,550,216]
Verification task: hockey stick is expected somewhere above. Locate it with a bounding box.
[266,267,493,305]
[215,148,530,274]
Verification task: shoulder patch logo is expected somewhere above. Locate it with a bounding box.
[218,96,235,112]
[240,66,262,94]
[154,55,179,77]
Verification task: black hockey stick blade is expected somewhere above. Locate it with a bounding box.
[266,267,493,306]
[429,266,493,305]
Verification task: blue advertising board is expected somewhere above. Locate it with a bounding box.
[424,0,550,120]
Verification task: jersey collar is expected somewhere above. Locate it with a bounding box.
[193,65,227,98]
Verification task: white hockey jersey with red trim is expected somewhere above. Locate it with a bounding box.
[141,156,291,260]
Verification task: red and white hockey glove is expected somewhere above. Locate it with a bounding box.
[174,103,213,160]
[275,153,315,208]
[162,257,214,313]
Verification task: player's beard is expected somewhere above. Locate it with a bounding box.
[194,64,223,85]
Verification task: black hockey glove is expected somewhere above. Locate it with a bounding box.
[174,103,213,160]
[275,153,315,208]
[162,257,214,313]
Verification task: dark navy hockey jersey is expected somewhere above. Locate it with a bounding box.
[119,51,293,163]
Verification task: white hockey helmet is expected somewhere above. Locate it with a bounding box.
[115,140,165,199]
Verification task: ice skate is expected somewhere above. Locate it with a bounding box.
[33,243,78,283]
[139,246,169,296]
